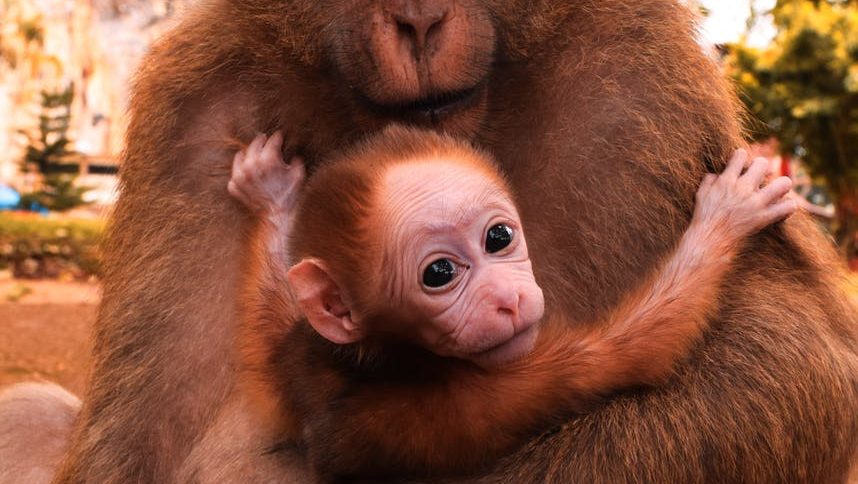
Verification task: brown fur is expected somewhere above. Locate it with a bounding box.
[53,0,858,482]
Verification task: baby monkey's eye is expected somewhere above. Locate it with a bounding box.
[423,258,457,288]
[486,224,514,253]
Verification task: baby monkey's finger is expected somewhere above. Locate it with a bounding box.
[231,150,246,180]
[759,176,793,205]
[764,197,798,224]
[286,155,306,174]
[740,157,770,191]
[695,173,717,203]
[227,180,247,204]
[248,133,267,156]
[284,157,306,196]
[723,149,749,180]
[261,131,285,167]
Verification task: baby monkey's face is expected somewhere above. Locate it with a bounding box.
[381,160,545,368]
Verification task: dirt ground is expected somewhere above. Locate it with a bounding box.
[0,274,98,396]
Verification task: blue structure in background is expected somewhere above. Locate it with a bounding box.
[0,184,20,210]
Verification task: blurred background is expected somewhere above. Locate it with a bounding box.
[0,0,855,390]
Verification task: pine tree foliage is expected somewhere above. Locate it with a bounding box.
[19,85,89,212]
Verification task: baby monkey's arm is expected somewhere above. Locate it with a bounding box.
[229,131,305,313]
[527,149,797,394]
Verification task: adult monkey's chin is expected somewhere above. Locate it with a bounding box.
[470,323,541,369]
[328,0,496,112]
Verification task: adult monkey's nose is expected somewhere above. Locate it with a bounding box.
[389,0,451,60]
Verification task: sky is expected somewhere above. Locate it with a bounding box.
[700,0,778,47]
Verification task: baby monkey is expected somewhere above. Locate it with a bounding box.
[230,126,796,481]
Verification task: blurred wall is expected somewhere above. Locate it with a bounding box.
[0,0,190,189]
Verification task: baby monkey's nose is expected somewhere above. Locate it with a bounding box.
[494,287,521,319]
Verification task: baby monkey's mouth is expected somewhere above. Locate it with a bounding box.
[471,323,541,369]
[360,84,484,124]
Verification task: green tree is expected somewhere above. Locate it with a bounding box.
[727,0,858,256]
[19,85,89,212]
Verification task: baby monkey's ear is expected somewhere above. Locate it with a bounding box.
[287,259,363,345]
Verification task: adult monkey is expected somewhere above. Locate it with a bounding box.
[50,0,857,482]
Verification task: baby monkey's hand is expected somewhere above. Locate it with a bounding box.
[228,131,305,223]
[692,149,797,244]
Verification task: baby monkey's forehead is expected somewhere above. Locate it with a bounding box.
[380,159,514,226]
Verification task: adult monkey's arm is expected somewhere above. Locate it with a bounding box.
[54,2,358,479]
[52,18,268,482]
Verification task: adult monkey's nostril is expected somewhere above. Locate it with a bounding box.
[391,1,451,59]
